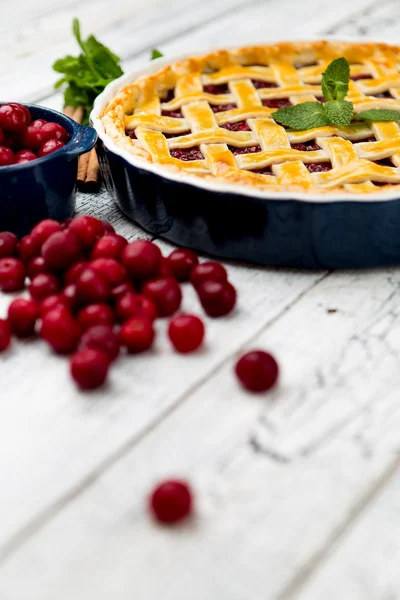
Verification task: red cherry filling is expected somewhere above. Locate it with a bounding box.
[162,109,183,118]
[251,80,276,89]
[170,147,204,161]
[307,162,332,173]
[222,121,251,132]
[374,91,393,98]
[203,83,229,94]
[291,141,322,151]
[127,129,137,139]
[228,145,261,156]
[375,158,394,167]
[262,98,292,109]
[212,103,237,113]
[350,74,373,81]
[250,166,274,175]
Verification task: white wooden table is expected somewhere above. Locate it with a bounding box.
[1,1,400,598]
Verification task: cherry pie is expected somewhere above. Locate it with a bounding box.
[101,41,400,194]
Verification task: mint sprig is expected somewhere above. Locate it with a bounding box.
[272,57,400,131]
[151,49,164,60]
[53,19,124,124]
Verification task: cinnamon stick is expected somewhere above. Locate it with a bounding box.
[77,152,91,190]
[84,148,101,193]
[63,105,75,119]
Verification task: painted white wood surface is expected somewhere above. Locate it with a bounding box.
[1,0,400,598]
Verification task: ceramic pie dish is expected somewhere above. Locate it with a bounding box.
[91,39,400,268]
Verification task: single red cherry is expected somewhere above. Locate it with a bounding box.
[0,319,11,352]
[190,261,228,288]
[40,307,81,354]
[90,258,127,288]
[60,283,80,312]
[168,314,205,353]
[118,317,155,353]
[77,303,115,331]
[70,348,110,390]
[26,256,48,279]
[76,268,110,305]
[156,257,173,278]
[142,277,182,317]
[116,292,158,322]
[15,149,37,163]
[80,325,120,362]
[167,249,199,281]
[41,230,82,271]
[0,146,15,166]
[38,139,65,157]
[40,294,68,316]
[0,257,25,291]
[64,260,88,286]
[0,104,28,132]
[197,280,236,317]
[0,232,18,258]
[8,103,31,127]
[110,281,135,304]
[7,298,39,337]
[149,480,193,524]
[121,240,162,280]
[91,234,127,260]
[31,219,62,248]
[69,216,105,249]
[31,119,47,129]
[40,122,69,143]
[18,235,41,263]
[28,273,60,302]
[22,125,48,150]
[235,350,279,392]
[101,221,115,234]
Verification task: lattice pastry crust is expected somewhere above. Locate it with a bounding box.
[101,41,400,195]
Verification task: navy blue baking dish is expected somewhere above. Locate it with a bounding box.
[0,104,97,237]
[91,49,400,270]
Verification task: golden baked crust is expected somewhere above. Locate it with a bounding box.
[101,41,400,195]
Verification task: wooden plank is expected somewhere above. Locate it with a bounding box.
[2,266,400,598]
[294,469,400,600]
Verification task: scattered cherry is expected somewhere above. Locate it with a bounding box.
[121,240,162,280]
[0,232,18,258]
[41,231,82,271]
[0,319,11,352]
[69,216,105,249]
[40,307,81,354]
[167,249,199,281]
[76,268,110,305]
[197,280,236,317]
[190,261,228,288]
[18,235,40,263]
[31,219,62,248]
[91,234,127,260]
[70,348,110,390]
[80,325,120,362]
[168,314,205,353]
[142,277,182,317]
[77,303,114,331]
[40,294,68,316]
[28,273,60,302]
[7,298,38,337]
[64,260,88,286]
[90,257,127,288]
[0,257,25,291]
[119,317,155,353]
[110,281,135,304]
[149,480,193,524]
[235,350,279,392]
[60,283,80,312]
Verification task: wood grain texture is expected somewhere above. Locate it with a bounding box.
[2,0,400,598]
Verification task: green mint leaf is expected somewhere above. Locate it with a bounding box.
[272,102,330,131]
[321,57,350,101]
[324,100,353,126]
[151,49,163,60]
[356,109,400,122]
[72,18,85,53]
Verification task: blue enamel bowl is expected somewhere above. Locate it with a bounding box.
[91,52,400,270]
[0,104,97,237]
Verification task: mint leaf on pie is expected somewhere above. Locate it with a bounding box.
[321,57,350,101]
[324,100,353,126]
[151,49,164,60]
[356,109,400,122]
[272,102,330,130]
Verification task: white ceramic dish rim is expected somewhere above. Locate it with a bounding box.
[91,35,400,203]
